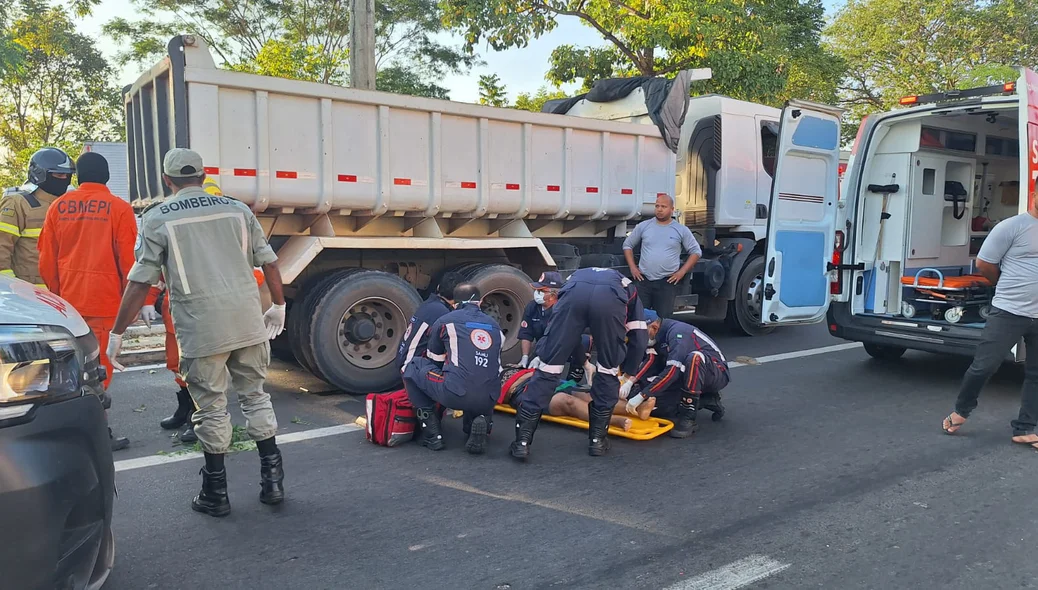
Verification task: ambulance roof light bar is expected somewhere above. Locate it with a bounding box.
[899,82,1017,107]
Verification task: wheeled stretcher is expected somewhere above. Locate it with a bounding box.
[899,268,993,324]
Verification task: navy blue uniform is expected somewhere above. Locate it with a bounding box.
[402,302,503,416]
[633,319,729,416]
[518,300,592,370]
[397,293,452,373]
[516,267,648,413]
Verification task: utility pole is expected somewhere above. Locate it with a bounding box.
[349,0,377,90]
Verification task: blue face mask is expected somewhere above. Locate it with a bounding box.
[533,291,546,305]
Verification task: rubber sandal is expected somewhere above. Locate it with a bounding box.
[1011,435,1038,449]
[943,414,966,435]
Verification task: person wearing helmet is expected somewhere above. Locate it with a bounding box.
[0,147,75,286]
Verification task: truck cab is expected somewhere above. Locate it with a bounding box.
[827,67,1038,362]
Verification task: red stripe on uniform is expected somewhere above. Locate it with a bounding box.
[394,178,411,186]
[204,167,220,175]
[650,366,676,393]
[547,185,560,192]
[427,370,444,383]
[276,171,297,179]
[461,181,477,189]
[634,353,656,381]
[506,183,520,190]
[685,355,702,393]
[234,168,256,177]
[338,174,357,182]
[621,188,633,195]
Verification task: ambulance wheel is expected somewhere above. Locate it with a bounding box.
[290,269,363,381]
[305,270,422,394]
[726,256,775,337]
[461,264,533,362]
[863,343,906,361]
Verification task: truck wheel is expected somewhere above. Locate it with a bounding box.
[291,269,364,381]
[863,343,906,361]
[462,264,533,360]
[726,256,775,337]
[305,270,422,394]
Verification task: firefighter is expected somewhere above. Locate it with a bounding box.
[1,147,75,287]
[397,271,464,374]
[37,151,135,451]
[510,267,648,460]
[622,310,730,438]
[518,271,594,384]
[107,149,287,517]
[402,282,503,455]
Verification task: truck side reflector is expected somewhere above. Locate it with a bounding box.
[338,174,357,182]
[276,171,297,179]
[547,185,560,192]
[586,187,599,193]
[394,178,412,186]
[461,181,476,189]
[621,188,633,195]
[204,167,220,175]
[234,168,257,177]
[505,183,520,191]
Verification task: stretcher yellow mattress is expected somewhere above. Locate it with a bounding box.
[493,404,674,440]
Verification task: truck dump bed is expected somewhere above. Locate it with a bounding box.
[124,36,676,229]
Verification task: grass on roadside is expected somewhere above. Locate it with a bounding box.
[156,424,257,457]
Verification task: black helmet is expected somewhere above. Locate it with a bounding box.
[27,147,75,186]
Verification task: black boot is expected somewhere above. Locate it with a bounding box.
[179,422,198,444]
[567,365,586,384]
[587,405,613,457]
[161,387,192,430]
[416,407,445,451]
[259,451,285,505]
[509,406,542,461]
[465,415,490,455]
[670,395,700,439]
[191,466,231,517]
[109,427,129,452]
[701,392,725,422]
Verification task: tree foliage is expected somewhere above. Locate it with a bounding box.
[826,0,1038,137]
[104,0,479,98]
[0,0,122,187]
[478,73,508,106]
[513,86,569,112]
[440,0,843,105]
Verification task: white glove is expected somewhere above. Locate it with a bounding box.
[139,305,158,327]
[626,392,645,416]
[528,356,543,370]
[618,376,634,400]
[519,355,529,368]
[107,332,126,372]
[583,360,596,386]
[263,303,287,340]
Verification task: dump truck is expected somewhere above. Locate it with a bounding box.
[124,34,845,393]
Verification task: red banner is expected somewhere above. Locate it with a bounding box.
[1025,68,1038,212]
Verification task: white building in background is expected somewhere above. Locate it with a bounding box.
[82,141,128,202]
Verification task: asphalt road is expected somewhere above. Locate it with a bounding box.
[101,322,1038,590]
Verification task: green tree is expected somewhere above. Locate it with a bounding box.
[0,0,122,187]
[441,0,843,104]
[104,0,479,98]
[826,0,1038,139]
[478,73,508,106]
[513,86,568,112]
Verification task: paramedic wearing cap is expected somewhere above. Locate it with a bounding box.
[403,282,503,455]
[623,194,701,319]
[623,309,729,438]
[106,148,289,517]
[38,151,135,451]
[397,271,463,374]
[943,196,1038,447]
[518,271,593,383]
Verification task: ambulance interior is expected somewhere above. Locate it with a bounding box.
[850,101,1021,327]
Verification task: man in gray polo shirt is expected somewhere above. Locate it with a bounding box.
[106,148,289,517]
[623,194,701,319]
[943,195,1038,447]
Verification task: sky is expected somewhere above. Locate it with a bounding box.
[78,1,844,104]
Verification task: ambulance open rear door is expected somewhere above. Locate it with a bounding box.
[760,100,845,326]
[1011,66,1038,362]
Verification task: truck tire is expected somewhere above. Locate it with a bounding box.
[726,256,775,337]
[291,269,364,381]
[863,343,906,361]
[304,270,422,394]
[461,264,533,361]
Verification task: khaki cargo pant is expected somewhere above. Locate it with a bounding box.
[181,341,278,454]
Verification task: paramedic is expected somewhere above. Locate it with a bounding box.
[37,151,135,452]
[0,147,75,286]
[943,197,1038,446]
[106,148,288,517]
[518,271,594,383]
[146,175,243,445]
[511,267,648,460]
[622,193,701,319]
[397,271,464,373]
[624,310,729,438]
[402,282,503,455]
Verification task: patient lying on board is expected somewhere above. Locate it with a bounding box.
[548,388,656,432]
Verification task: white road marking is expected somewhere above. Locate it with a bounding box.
[663,554,791,590]
[119,362,168,373]
[114,424,362,472]
[727,342,862,369]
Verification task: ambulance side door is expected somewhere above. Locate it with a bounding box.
[761,100,846,325]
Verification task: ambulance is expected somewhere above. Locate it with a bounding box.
[761,67,1038,361]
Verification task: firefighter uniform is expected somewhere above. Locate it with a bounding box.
[632,318,729,426]
[511,267,648,459]
[397,292,452,373]
[0,187,59,286]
